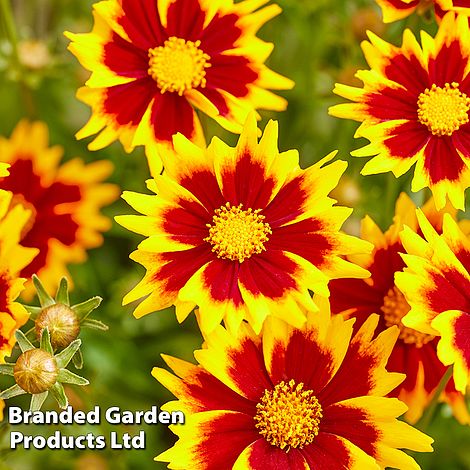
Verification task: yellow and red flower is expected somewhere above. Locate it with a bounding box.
[396,210,470,394]
[0,121,119,297]
[375,0,470,24]
[65,0,293,173]
[116,115,371,334]
[329,193,469,424]
[153,303,433,469]
[0,183,39,363]
[329,13,470,210]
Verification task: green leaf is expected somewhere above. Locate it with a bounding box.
[32,275,55,308]
[23,305,42,319]
[15,330,35,353]
[0,364,14,376]
[30,392,48,412]
[72,297,102,321]
[0,384,26,399]
[55,278,70,305]
[57,369,89,386]
[50,383,67,409]
[82,318,109,331]
[55,339,81,369]
[40,328,53,355]
[72,349,83,369]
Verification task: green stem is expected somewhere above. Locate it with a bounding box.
[418,365,454,432]
[0,0,19,63]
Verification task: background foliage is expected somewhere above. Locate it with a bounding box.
[0,0,468,468]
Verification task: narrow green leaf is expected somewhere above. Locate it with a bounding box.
[0,384,26,399]
[72,349,83,369]
[50,383,67,409]
[32,275,55,308]
[23,305,42,319]
[40,328,53,355]
[15,330,34,353]
[55,339,81,369]
[55,278,70,305]
[72,297,102,321]
[57,369,89,386]
[0,364,14,376]
[82,319,109,331]
[30,392,48,412]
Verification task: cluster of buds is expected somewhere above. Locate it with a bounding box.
[0,276,108,411]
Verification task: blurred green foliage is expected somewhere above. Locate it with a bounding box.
[0,0,468,469]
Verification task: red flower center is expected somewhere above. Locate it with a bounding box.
[254,379,322,450]
[148,37,211,95]
[382,286,435,347]
[417,82,470,136]
[204,202,272,263]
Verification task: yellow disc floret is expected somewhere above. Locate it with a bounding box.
[254,379,323,450]
[382,286,435,348]
[417,82,470,136]
[205,202,272,263]
[148,37,211,95]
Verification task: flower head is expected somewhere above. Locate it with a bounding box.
[65,0,293,173]
[396,209,470,394]
[116,115,371,334]
[329,193,469,423]
[329,13,470,210]
[153,303,433,469]
[0,121,119,297]
[375,0,470,24]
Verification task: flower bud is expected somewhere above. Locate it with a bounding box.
[14,349,58,394]
[35,304,80,349]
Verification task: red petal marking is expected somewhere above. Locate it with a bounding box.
[383,120,430,159]
[205,55,258,98]
[423,136,466,183]
[268,219,334,268]
[176,166,224,213]
[429,39,468,86]
[450,312,470,371]
[118,0,167,49]
[103,79,157,125]
[198,87,230,116]
[103,32,150,79]
[452,123,470,159]
[267,330,338,394]
[262,175,309,227]
[225,335,273,401]
[365,86,421,121]
[191,412,258,470]
[176,366,256,415]
[322,404,380,458]
[369,243,405,292]
[426,269,470,315]
[0,274,12,319]
[200,13,242,55]
[246,439,308,469]
[151,92,197,142]
[165,0,206,41]
[155,244,212,294]
[0,159,80,277]
[319,333,381,406]
[383,48,430,96]
[202,258,244,306]
[301,433,355,469]
[381,0,420,10]
[219,151,276,209]
[238,251,298,298]
[162,205,210,245]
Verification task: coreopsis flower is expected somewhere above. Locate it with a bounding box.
[329,13,470,210]
[0,187,38,363]
[116,115,371,334]
[375,0,470,23]
[0,121,119,297]
[153,304,433,469]
[65,0,293,173]
[396,210,470,394]
[329,193,469,424]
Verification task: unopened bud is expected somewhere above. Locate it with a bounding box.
[36,304,80,349]
[14,349,58,394]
